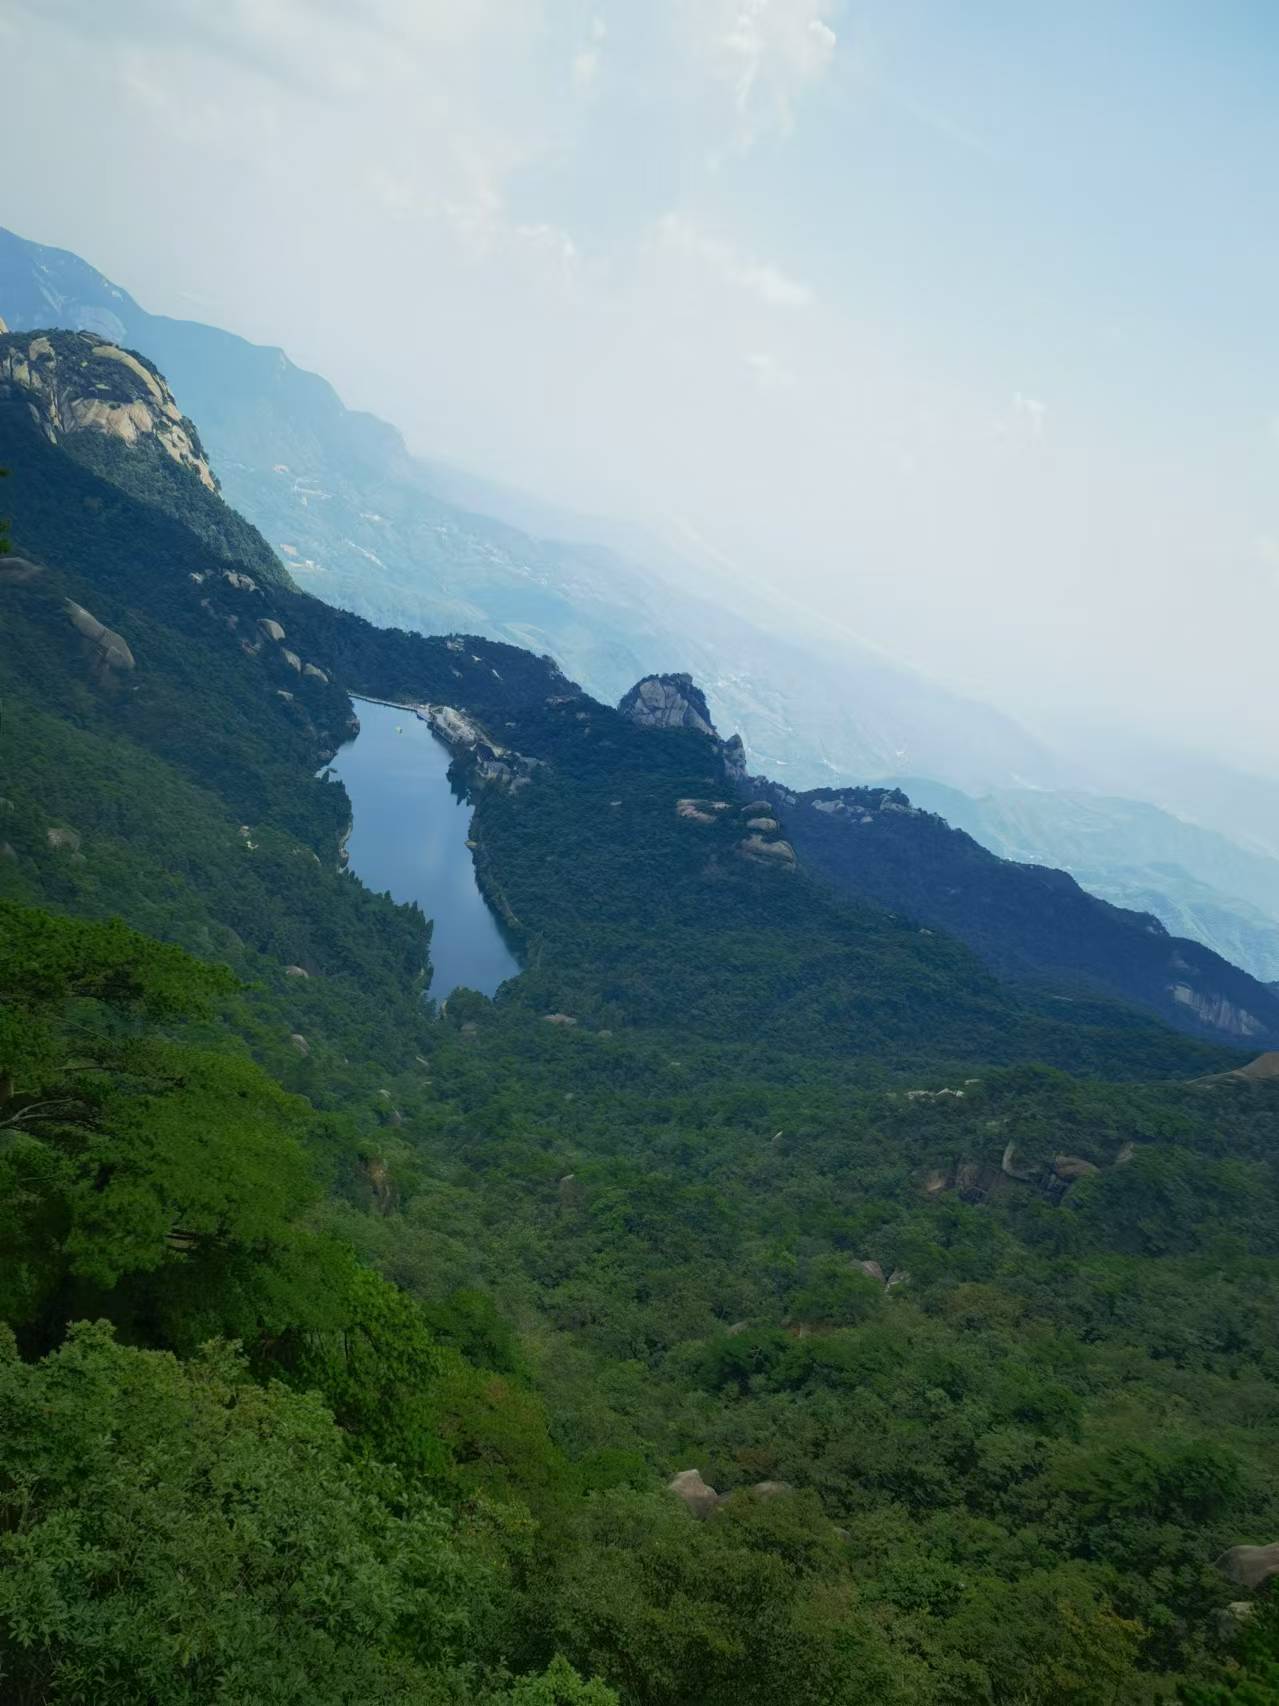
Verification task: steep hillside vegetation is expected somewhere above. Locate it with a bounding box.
[749,776,1279,1048]
[3,333,1279,1704]
[892,776,1279,985]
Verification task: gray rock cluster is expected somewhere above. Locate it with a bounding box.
[618,673,717,737]
[667,1468,795,1520]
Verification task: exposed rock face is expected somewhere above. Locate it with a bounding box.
[721,733,747,782]
[676,797,731,824]
[1002,1141,1040,1183]
[64,600,134,672]
[0,331,215,489]
[542,1013,577,1026]
[738,833,796,866]
[1219,1601,1256,1639]
[1169,983,1265,1039]
[258,618,286,642]
[619,673,717,736]
[1219,1542,1279,1591]
[419,703,539,790]
[668,1469,719,1519]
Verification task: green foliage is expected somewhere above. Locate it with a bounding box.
[1182,1590,1279,1704]
[0,1322,487,1705]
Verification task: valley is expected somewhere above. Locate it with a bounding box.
[2,328,1279,1705]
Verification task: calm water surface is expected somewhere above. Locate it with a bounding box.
[332,698,520,999]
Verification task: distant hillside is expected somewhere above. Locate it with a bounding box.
[889,776,1279,984]
[6,224,1277,999]
[753,774,1279,1047]
[0,326,1231,1082]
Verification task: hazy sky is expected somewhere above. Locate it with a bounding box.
[5,1,1278,771]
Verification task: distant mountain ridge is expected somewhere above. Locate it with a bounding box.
[0,224,1063,796]
[746,771,1279,1046]
[887,777,1279,985]
[0,326,1242,1073]
[5,222,1277,991]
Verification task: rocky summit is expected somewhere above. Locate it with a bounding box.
[618,671,719,735]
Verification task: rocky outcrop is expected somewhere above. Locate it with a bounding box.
[0,331,215,489]
[721,733,748,782]
[1169,983,1265,1039]
[64,600,134,673]
[619,673,717,736]
[926,1143,1109,1205]
[418,703,540,791]
[1052,1154,1099,1182]
[668,1469,720,1519]
[738,833,796,867]
[676,797,732,824]
[1219,1542,1279,1591]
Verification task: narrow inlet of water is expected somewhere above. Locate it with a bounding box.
[330,698,519,999]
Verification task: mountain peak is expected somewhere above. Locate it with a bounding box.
[0,328,216,491]
[618,672,717,737]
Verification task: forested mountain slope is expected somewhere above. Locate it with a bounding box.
[889,776,1279,986]
[748,775,1279,1048]
[13,222,1279,1004]
[4,330,1279,1704]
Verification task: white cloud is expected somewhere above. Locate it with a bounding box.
[657,214,814,308]
[698,0,838,142]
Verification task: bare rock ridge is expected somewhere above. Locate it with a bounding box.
[0,330,216,490]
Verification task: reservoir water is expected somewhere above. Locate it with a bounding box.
[331,698,520,999]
